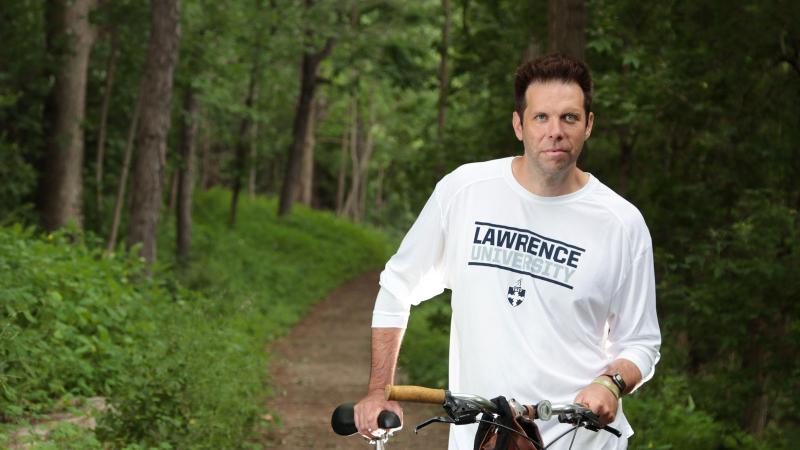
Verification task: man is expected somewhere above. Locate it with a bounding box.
[355,54,661,449]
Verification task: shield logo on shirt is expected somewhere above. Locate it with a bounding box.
[507,279,526,307]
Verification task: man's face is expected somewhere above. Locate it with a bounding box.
[512,81,594,177]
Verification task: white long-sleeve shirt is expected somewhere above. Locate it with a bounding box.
[373,157,661,450]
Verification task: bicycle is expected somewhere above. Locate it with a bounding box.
[331,384,621,450]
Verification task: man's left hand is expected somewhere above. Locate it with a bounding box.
[574,382,618,425]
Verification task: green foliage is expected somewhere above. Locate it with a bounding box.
[0,140,37,223]
[658,191,799,433]
[0,225,151,419]
[399,294,451,388]
[625,375,774,450]
[0,191,389,448]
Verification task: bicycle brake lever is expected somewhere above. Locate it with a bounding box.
[415,416,456,433]
[603,425,622,437]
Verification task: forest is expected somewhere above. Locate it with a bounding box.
[1,0,798,448]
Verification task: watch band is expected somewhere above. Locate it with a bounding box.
[604,372,627,393]
[591,377,620,399]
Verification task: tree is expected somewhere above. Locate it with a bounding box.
[127,0,181,263]
[228,62,259,227]
[176,87,198,265]
[437,0,451,138]
[37,0,98,231]
[277,0,335,217]
[547,0,586,60]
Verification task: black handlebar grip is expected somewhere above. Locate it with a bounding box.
[331,403,401,436]
[378,410,402,429]
[603,425,622,437]
[332,403,358,435]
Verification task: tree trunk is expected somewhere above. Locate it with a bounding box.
[229,63,259,227]
[547,0,586,61]
[95,37,118,217]
[297,96,326,207]
[297,97,316,206]
[341,98,360,218]
[167,168,178,211]
[106,94,142,252]
[437,0,451,138]
[127,0,181,264]
[356,97,376,222]
[342,89,376,222]
[374,165,384,213]
[176,88,198,266]
[742,319,769,436]
[199,123,211,189]
[618,127,635,196]
[248,119,259,198]
[277,0,334,216]
[335,123,349,214]
[38,0,97,231]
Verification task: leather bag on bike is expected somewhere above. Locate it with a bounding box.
[473,396,544,450]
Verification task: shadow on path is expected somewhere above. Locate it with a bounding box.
[262,271,450,449]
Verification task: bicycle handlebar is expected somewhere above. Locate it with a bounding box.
[385,384,446,404]
[331,402,401,436]
[384,384,621,438]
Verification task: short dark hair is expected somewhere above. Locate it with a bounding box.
[514,54,593,122]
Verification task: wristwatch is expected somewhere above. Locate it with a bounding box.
[603,372,627,393]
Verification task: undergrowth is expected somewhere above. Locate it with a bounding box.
[0,190,389,448]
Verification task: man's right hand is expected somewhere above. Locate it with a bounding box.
[354,388,404,439]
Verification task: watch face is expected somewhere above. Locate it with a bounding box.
[612,373,626,391]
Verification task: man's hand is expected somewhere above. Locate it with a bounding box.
[574,382,618,425]
[354,388,404,439]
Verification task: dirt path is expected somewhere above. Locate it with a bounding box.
[262,271,450,449]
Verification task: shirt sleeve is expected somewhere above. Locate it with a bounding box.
[372,183,448,328]
[607,243,662,391]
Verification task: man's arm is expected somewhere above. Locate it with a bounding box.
[578,227,661,425]
[354,327,405,438]
[574,358,641,425]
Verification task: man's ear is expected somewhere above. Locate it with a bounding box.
[585,111,595,140]
[512,111,523,141]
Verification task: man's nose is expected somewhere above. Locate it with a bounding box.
[547,120,564,139]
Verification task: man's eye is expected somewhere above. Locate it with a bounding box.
[534,114,547,121]
[564,113,579,123]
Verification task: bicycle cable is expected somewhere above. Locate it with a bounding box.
[543,424,580,450]
[475,417,540,447]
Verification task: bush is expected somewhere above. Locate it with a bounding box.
[0,190,390,448]
[399,294,451,388]
[0,225,152,419]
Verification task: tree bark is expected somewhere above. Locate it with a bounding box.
[127,0,181,264]
[199,123,211,189]
[297,97,326,206]
[95,37,118,217]
[374,165,384,213]
[167,167,178,212]
[547,0,586,61]
[38,0,97,231]
[248,119,259,198]
[617,127,636,196]
[107,94,142,252]
[342,88,376,222]
[229,63,259,227]
[335,122,350,214]
[437,0,451,138]
[176,88,199,266]
[277,0,334,216]
[742,319,769,436]
[341,97,360,218]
